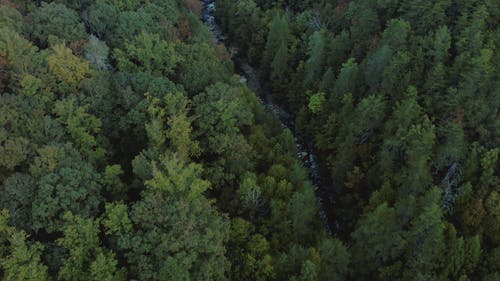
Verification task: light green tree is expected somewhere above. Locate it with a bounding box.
[0,210,51,281]
[57,212,126,281]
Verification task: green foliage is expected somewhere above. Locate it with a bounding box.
[102,202,132,235]
[351,203,405,275]
[0,210,51,281]
[145,91,201,160]
[0,27,38,76]
[0,0,498,280]
[194,82,254,135]
[0,136,29,171]
[346,1,380,53]
[381,19,410,49]
[108,10,155,47]
[30,145,104,233]
[96,0,141,11]
[305,30,326,84]
[176,42,230,94]
[237,173,264,220]
[403,188,446,278]
[380,86,423,177]
[262,13,290,75]
[332,58,359,100]
[103,165,125,199]
[48,44,92,89]
[484,191,500,244]
[0,5,24,33]
[308,92,325,113]
[53,0,93,11]
[193,83,256,179]
[270,41,289,86]
[430,25,452,63]
[227,218,271,280]
[236,233,274,281]
[57,212,125,281]
[0,173,36,231]
[20,74,43,96]
[53,99,105,161]
[117,155,229,281]
[364,45,393,93]
[148,156,210,200]
[480,148,499,187]
[293,260,318,281]
[289,187,318,241]
[317,238,350,281]
[87,3,119,40]
[114,32,180,76]
[217,0,266,64]
[399,0,451,34]
[28,2,86,47]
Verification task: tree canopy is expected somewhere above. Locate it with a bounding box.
[0,0,498,280]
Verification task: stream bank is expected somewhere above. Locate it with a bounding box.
[202,0,337,234]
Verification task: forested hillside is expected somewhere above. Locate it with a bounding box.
[216,0,499,280]
[0,0,498,280]
[0,0,344,280]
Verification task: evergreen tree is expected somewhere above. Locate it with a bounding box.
[261,13,290,76]
[351,202,405,276]
[304,30,326,85]
[270,41,289,89]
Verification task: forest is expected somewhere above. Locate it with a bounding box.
[0,0,498,280]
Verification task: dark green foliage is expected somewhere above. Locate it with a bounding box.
[399,0,451,34]
[0,174,36,231]
[317,238,350,281]
[30,145,104,233]
[28,2,86,47]
[87,2,119,40]
[218,0,500,279]
[304,30,326,85]
[175,42,231,94]
[0,0,498,280]
[261,13,290,76]
[270,40,289,88]
[107,10,155,48]
[351,203,405,274]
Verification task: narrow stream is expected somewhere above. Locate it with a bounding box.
[202,0,336,234]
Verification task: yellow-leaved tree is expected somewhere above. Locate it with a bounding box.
[48,44,92,89]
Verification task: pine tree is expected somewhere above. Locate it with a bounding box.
[262,13,290,76]
[270,40,289,89]
[305,30,326,85]
[403,188,446,279]
[351,202,405,276]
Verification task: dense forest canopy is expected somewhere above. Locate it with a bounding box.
[0,0,498,280]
